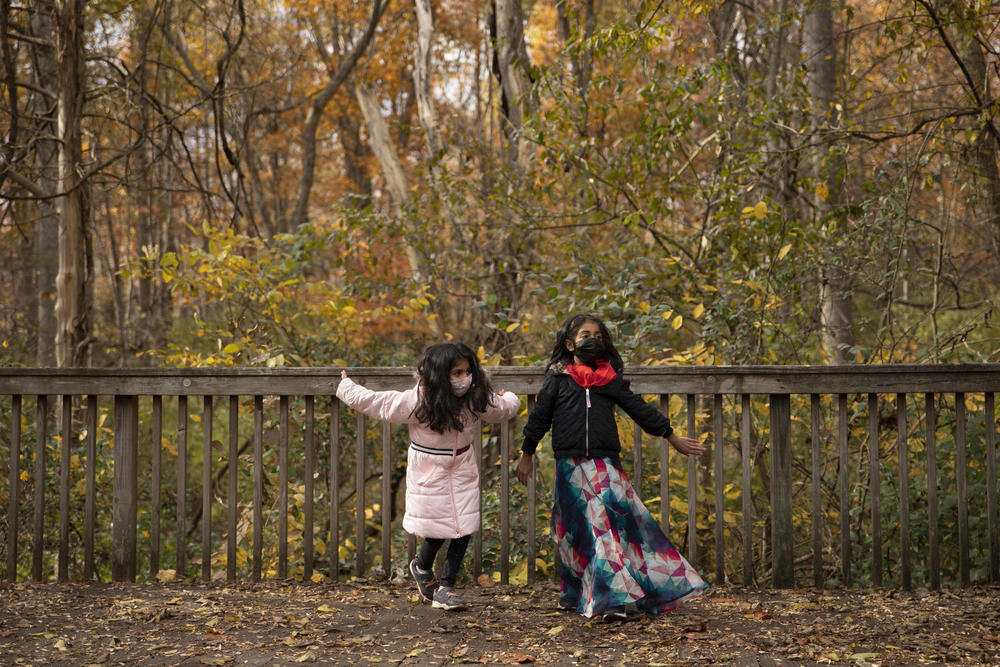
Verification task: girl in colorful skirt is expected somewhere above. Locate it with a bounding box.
[514,314,708,620]
[338,342,520,610]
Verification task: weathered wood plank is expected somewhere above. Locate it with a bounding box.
[177,396,187,577]
[59,396,70,582]
[202,396,213,583]
[85,395,97,581]
[32,395,47,581]
[381,420,391,577]
[500,418,511,585]
[526,396,537,585]
[4,363,999,396]
[869,393,881,587]
[810,394,822,589]
[279,396,289,579]
[660,394,671,535]
[839,394,850,586]
[770,393,793,588]
[714,394,725,585]
[227,395,238,583]
[112,395,138,582]
[956,393,969,587]
[687,394,698,566]
[252,396,263,581]
[329,397,340,583]
[926,393,939,589]
[150,396,161,579]
[7,395,20,582]
[898,393,911,591]
[304,396,314,581]
[741,394,752,586]
[987,391,998,585]
[355,411,365,577]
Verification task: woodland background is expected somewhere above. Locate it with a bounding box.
[2,0,1000,585]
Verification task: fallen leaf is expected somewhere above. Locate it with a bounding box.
[508,654,535,664]
[477,574,495,588]
[546,625,563,636]
[316,604,336,613]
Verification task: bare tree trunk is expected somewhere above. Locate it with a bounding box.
[355,84,444,343]
[337,112,373,207]
[805,0,853,363]
[412,0,441,157]
[53,0,91,367]
[555,0,596,129]
[928,1,1000,260]
[288,0,387,230]
[30,0,59,366]
[492,0,536,169]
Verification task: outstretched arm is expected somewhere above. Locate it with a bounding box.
[668,432,706,456]
[336,370,418,423]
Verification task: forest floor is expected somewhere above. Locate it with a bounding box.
[1,577,999,666]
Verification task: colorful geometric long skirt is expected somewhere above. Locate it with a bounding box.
[553,456,708,618]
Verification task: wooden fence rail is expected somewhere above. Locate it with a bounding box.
[1,365,998,589]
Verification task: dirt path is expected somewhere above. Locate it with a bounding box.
[1,579,998,665]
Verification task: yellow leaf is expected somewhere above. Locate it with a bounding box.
[671,315,683,330]
[505,322,520,333]
[547,625,564,636]
[816,181,829,202]
[777,244,792,261]
[155,569,177,583]
[316,604,336,613]
[660,310,673,321]
[753,201,767,220]
[20,470,29,483]
[692,303,705,318]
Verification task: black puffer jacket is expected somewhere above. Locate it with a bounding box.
[521,364,673,459]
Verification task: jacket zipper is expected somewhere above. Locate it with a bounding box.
[585,387,591,457]
[451,432,460,537]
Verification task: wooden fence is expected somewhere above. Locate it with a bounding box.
[1,365,998,589]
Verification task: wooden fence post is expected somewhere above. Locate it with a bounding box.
[112,395,138,582]
[7,395,20,582]
[770,393,793,588]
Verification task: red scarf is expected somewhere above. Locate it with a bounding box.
[566,360,617,387]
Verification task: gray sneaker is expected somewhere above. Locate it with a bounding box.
[431,586,466,611]
[409,558,437,602]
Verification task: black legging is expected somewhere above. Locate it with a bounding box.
[417,535,471,588]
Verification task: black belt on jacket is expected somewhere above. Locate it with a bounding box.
[411,442,471,456]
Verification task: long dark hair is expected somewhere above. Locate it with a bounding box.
[413,342,494,433]
[545,313,624,373]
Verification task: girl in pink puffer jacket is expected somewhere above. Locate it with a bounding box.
[336,342,520,610]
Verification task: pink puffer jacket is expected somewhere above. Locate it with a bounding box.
[336,377,520,538]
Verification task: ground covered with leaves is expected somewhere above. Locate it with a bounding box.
[1,578,999,665]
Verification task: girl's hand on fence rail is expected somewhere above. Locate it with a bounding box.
[668,433,706,456]
[341,370,348,379]
[514,452,533,486]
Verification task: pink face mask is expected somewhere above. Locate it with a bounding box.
[451,375,473,397]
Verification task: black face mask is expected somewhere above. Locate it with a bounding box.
[572,337,605,368]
